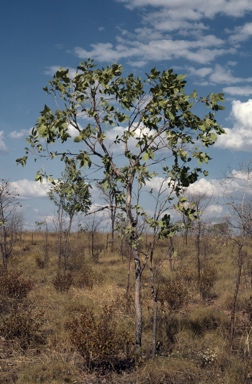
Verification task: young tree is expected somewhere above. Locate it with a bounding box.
[83,213,104,263]
[222,162,252,349]
[0,180,21,268]
[184,191,213,285]
[48,163,91,270]
[97,179,118,252]
[17,60,225,355]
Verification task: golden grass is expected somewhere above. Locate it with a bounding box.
[1,231,252,383]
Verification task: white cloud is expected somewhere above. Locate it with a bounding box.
[145,176,167,192]
[204,204,223,217]
[10,179,51,199]
[90,1,249,69]
[216,99,252,151]
[187,64,252,86]
[74,35,230,65]
[186,178,219,197]
[187,66,212,78]
[228,22,252,43]
[69,1,252,69]
[117,0,252,18]
[9,128,31,139]
[223,86,252,96]
[0,131,7,153]
[220,168,252,199]
[68,123,81,138]
[208,64,252,85]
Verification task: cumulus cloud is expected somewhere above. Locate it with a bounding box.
[220,168,252,201]
[216,99,252,151]
[186,178,219,197]
[10,179,51,199]
[204,204,223,217]
[145,176,168,192]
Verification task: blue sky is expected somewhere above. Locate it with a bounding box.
[1,0,252,229]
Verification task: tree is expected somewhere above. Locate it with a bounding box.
[0,180,22,268]
[184,191,213,285]
[83,213,104,263]
[17,60,225,355]
[48,163,91,270]
[222,162,252,349]
[97,179,118,252]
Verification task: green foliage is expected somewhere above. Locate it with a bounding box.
[52,272,73,292]
[65,304,133,371]
[0,269,34,299]
[17,60,225,241]
[0,309,44,349]
[48,162,91,220]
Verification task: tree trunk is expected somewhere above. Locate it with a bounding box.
[230,244,244,350]
[134,251,142,356]
[152,296,158,358]
[196,222,201,286]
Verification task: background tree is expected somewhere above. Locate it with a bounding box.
[184,191,213,285]
[83,213,105,263]
[97,179,118,252]
[0,180,22,268]
[17,60,225,355]
[48,163,91,270]
[222,162,252,349]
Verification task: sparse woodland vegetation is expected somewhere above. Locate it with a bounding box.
[1,228,252,383]
[1,61,250,382]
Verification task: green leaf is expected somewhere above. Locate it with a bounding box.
[35,171,43,182]
[73,135,82,143]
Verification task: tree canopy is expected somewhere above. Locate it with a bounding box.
[17,59,225,233]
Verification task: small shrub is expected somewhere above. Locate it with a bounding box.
[65,304,133,371]
[72,264,106,289]
[159,278,188,311]
[52,272,73,292]
[73,265,94,289]
[0,309,44,349]
[35,256,46,269]
[187,308,225,336]
[0,270,34,299]
[176,266,196,287]
[199,265,218,300]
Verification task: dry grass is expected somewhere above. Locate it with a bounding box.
[1,232,252,383]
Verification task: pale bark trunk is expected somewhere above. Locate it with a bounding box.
[134,252,142,356]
